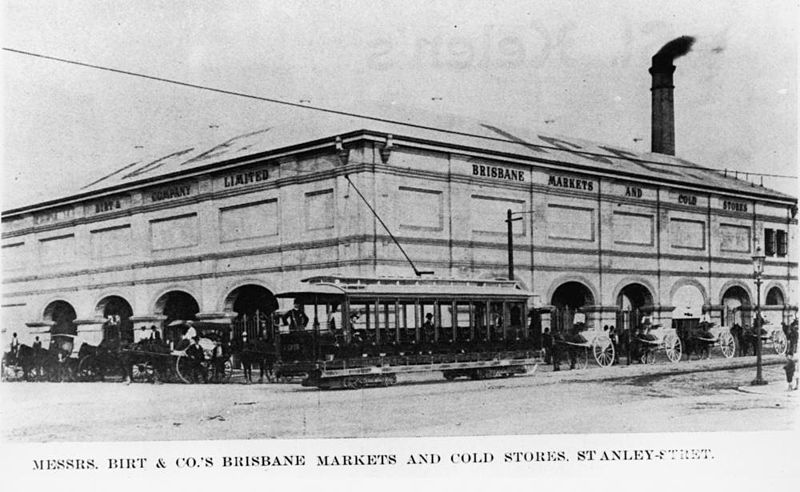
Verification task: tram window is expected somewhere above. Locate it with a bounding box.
[474,302,488,341]
[326,303,342,333]
[490,302,504,340]
[399,303,418,343]
[421,302,436,343]
[439,302,454,342]
[455,303,473,341]
[348,302,371,338]
[378,302,398,343]
[510,303,524,339]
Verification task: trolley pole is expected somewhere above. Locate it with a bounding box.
[506,209,522,281]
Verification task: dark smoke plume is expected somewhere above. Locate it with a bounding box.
[652,35,696,68]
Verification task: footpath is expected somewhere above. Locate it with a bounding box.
[530,353,788,387]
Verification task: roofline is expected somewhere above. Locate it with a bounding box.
[3,129,796,218]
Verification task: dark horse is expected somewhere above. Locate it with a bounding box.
[238,338,275,383]
[77,339,127,381]
[3,344,59,381]
[679,322,715,360]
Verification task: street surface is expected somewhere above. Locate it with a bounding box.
[1,355,796,442]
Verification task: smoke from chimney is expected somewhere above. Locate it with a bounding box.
[650,36,695,155]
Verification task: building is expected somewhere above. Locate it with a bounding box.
[3,41,798,354]
[2,106,796,348]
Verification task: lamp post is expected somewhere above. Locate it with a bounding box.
[751,245,767,386]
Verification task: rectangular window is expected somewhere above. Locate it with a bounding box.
[612,212,654,246]
[670,218,705,250]
[220,199,278,242]
[471,195,526,235]
[547,204,594,241]
[777,230,788,257]
[398,187,443,230]
[1,242,26,271]
[765,228,776,256]
[150,213,198,251]
[719,224,751,253]
[40,234,75,264]
[90,225,132,258]
[305,189,334,231]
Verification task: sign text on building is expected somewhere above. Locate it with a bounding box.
[150,184,192,202]
[33,207,75,225]
[548,175,594,191]
[722,200,747,213]
[472,164,525,181]
[678,194,697,206]
[223,169,269,188]
[625,186,642,198]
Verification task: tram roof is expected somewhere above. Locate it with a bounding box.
[275,275,535,301]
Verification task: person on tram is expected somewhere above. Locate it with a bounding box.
[283,302,309,332]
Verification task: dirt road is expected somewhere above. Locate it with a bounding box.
[2,359,795,442]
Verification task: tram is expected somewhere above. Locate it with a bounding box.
[272,275,541,389]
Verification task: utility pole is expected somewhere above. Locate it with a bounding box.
[506,209,523,281]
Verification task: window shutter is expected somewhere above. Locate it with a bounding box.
[765,228,776,256]
[777,230,788,256]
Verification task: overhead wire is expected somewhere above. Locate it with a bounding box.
[3,47,797,181]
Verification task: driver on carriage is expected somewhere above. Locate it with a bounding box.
[10,332,20,359]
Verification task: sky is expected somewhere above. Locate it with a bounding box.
[1,0,797,210]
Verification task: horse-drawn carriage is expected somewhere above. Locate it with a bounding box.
[553,325,616,369]
[630,323,683,364]
[74,321,233,384]
[674,318,735,360]
[2,333,79,382]
[730,320,789,358]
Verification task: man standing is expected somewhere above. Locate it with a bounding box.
[211,339,225,382]
[10,332,20,359]
[186,337,207,383]
[283,303,309,332]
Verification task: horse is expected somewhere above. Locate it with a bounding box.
[680,322,715,360]
[238,339,275,383]
[77,339,126,381]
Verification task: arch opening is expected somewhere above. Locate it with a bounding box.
[550,282,594,334]
[616,283,654,333]
[154,291,200,344]
[95,296,134,343]
[225,284,278,342]
[721,286,751,328]
[766,287,784,306]
[43,301,77,335]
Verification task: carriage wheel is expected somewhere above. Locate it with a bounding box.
[131,361,155,383]
[175,355,193,384]
[719,331,736,359]
[77,356,100,382]
[664,335,682,363]
[0,360,20,382]
[772,331,788,356]
[593,340,615,368]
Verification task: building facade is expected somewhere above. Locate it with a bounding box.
[1,115,797,347]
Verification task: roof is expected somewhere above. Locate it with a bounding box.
[276,275,535,300]
[3,103,795,215]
